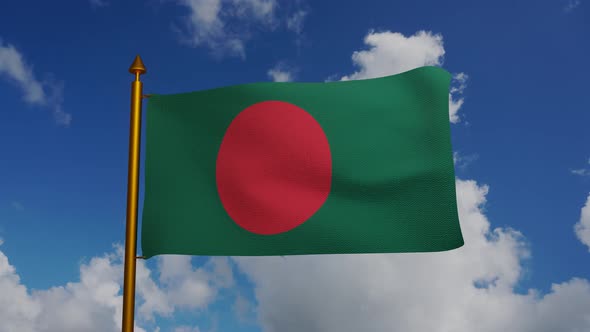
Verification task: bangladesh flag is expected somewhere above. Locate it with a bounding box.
[140,66,463,258]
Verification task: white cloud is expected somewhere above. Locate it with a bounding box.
[234,28,590,332]
[267,69,292,82]
[208,38,588,332]
[340,30,445,81]
[449,72,468,123]
[234,178,590,332]
[165,268,212,309]
[233,293,256,324]
[174,326,201,332]
[570,157,590,176]
[448,96,464,123]
[156,255,235,310]
[338,31,467,123]
[175,0,278,58]
[0,41,45,104]
[177,0,234,56]
[208,256,235,288]
[174,0,305,57]
[0,249,41,332]
[574,194,590,251]
[572,169,590,176]
[453,151,478,170]
[0,246,140,332]
[267,63,294,82]
[286,10,307,34]
[135,257,173,321]
[564,0,581,12]
[231,0,275,21]
[0,39,71,126]
[0,244,233,331]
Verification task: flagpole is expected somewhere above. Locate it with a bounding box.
[122,55,146,332]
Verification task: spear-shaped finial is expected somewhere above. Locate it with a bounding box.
[128,55,146,75]
[122,54,146,332]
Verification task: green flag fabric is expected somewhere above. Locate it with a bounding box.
[140,66,463,258]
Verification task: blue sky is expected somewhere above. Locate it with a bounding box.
[1,0,589,331]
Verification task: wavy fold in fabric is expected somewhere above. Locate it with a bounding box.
[141,66,463,258]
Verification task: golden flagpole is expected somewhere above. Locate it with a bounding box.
[122,55,146,332]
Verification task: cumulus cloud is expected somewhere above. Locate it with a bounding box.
[574,194,590,251]
[0,39,71,126]
[176,0,235,56]
[158,255,212,309]
[267,62,295,82]
[0,245,233,331]
[340,31,445,81]
[229,29,590,332]
[234,179,590,332]
[175,0,278,58]
[0,245,138,332]
[0,250,42,332]
[339,30,467,123]
[173,0,307,57]
[267,69,292,82]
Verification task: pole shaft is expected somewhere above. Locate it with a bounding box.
[122,67,144,332]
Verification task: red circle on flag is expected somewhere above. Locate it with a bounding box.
[216,100,332,235]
